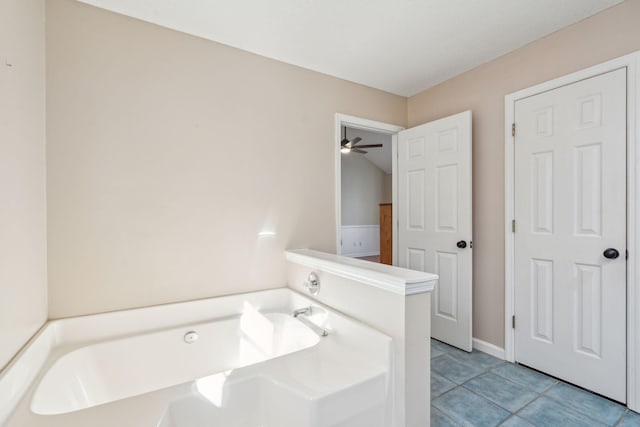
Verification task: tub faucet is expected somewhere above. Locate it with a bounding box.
[292,306,328,337]
[293,306,312,318]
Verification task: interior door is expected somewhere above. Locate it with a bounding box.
[514,68,627,402]
[398,111,473,351]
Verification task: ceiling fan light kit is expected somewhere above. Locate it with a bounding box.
[340,126,383,154]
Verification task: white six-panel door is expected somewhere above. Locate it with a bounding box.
[514,68,627,402]
[398,111,473,351]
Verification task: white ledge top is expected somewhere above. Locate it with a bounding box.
[285,249,437,296]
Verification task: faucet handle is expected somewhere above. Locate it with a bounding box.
[304,272,320,296]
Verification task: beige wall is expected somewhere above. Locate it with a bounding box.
[0,0,47,369]
[46,0,406,318]
[341,154,387,225]
[43,0,640,343]
[408,0,640,347]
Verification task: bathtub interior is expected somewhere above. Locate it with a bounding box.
[1,288,392,427]
[31,311,321,415]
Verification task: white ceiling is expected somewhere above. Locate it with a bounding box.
[344,127,392,174]
[77,0,622,96]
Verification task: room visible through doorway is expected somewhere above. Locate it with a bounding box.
[339,126,394,265]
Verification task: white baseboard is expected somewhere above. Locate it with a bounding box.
[472,338,505,360]
[342,251,380,258]
[340,225,380,257]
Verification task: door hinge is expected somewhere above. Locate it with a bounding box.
[512,219,516,233]
[512,123,516,137]
[512,315,516,329]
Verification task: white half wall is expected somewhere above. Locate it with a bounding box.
[0,0,47,370]
[286,250,436,427]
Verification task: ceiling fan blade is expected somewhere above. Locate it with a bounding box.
[350,137,363,146]
[352,148,368,154]
[352,144,383,148]
[341,138,350,146]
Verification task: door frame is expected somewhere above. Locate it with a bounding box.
[334,113,404,264]
[504,51,640,410]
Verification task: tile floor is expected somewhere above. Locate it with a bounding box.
[430,339,640,427]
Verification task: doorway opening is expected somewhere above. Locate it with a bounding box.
[334,114,403,265]
[341,126,393,264]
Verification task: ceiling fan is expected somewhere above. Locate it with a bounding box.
[340,126,383,154]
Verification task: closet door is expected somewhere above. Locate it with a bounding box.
[513,68,626,402]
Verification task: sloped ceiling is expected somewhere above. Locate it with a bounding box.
[76,0,622,96]
[344,127,392,174]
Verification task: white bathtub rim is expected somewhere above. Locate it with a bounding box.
[30,311,325,415]
[0,287,392,424]
[49,287,299,345]
[0,322,55,426]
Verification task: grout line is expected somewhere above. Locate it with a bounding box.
[458,383,515,418]
[534,379,559,395]
[430,404,463,426]
[430,373,456,399]
[460,378,540,414]
[613,409,628,426]
[511,393,544,423]
[497,414,526,426]
[432,386,483,427]
[540,383,628,426]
